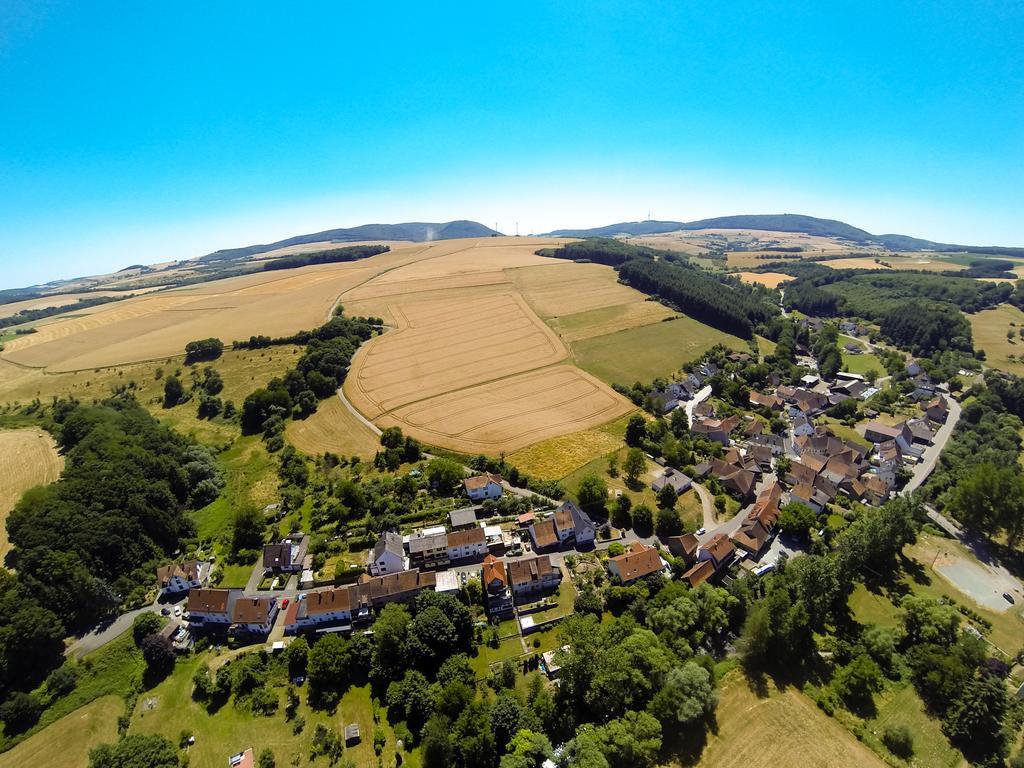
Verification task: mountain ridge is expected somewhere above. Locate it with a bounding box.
[541,213,1022,254]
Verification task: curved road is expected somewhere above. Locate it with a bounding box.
[900,394,962,496]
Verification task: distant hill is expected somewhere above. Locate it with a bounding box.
[200,220,501,262]
[542,213,1024,254]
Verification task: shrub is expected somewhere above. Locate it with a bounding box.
[882,724,914,758]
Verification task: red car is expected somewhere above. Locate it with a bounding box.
[281,599,290,609]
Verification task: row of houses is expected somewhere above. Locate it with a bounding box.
[648,362,719,414]
[528,501,597,552]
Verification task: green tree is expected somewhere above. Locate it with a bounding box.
[490,692,526,753]
[655,506,683,537]
[624,448,646,485]
[946,462,1024,545]
[162,375,184,407]
[307,633,350,707]
[943,673,1009,764]
[231,504,265,555]
[778,501,817,540]
[501,729,553,768]
[88,734,178,768]
[596,710,662,768]
[0,691,41,735]
[577,474,609,515]
[372,603,411,681]
[656,483,677,511]
[386,669,433,731]
[140,633,176,676]
[832,653,883,708]
[425,458,465,495]
[648,662,717,726]
[631,504,654,534]
[900,595,960,647]
[625,415,647,447]
[257,748,276,768]
[132,612,164,645]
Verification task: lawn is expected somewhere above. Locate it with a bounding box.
[217,563,255,589]
[131,653,409,768]
[969,303,1024,376]
[570,315,745,386]
[821,418,871,451]
[0,695,121,768]
[676,487,705,530]
[560,449,663,511]
[861,682,963,767]
[470,637,526,678]
[840,350,885,377]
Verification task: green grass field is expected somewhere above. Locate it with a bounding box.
[131,653,411,768]
[841,350,885,376]
[192,436,277,542]
[570,316,745,385]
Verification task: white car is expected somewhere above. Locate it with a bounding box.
[696,527,707,536]
[173,606,182,617]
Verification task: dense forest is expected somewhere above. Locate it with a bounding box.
[0,398,222,714]
[262,244,390,272]
[537,238,777,338]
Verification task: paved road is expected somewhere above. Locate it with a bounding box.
[900,395,961,496]
[691,481,716,530]
[65,599,167,658]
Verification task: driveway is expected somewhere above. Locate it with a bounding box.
[900,396,962,496]
[691,481,716,530]
[685,386,713,427]
[65,600,164,658]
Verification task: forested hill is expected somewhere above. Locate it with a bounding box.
[201,220,500,262]
[543,214,1024,254]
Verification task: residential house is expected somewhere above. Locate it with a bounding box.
[536,500,596,548]
[262,534,308,574]
[228,749,255,768]
[463,473,504,502]
[446,526,488,562]
[230,596,279,636]
[368,531,408,577]
[607,542,665,584]
[732,494,781,556]
[529,519,559,552]
[926,395,949,423]
[186,588,240,627]
[691,417,730,446]
[907,418,935,445]
[652,468,692,496]
[711,458,757,501]
[743,419,764,438]
[359,569,436,608]
[508,556,562,602]
[750,391,785,411]
[749,444,774,472]
[864,421,913,450]
[449,506,479,530]
[749,433,786,455]
[863,474,893,506]
[407,529,450,570]
[482,554,514,618]
[284,586,356,633]
[682,534,735,588]
[666,534,700,566]
[792,414,815,438]
[156,560,209,597]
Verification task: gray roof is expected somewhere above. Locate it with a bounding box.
[372,531,404,560]
[449,507,479,527]
[408,531,448,553]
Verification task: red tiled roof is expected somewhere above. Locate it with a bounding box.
[610,543,663,582]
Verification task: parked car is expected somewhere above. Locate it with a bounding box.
[161,607,171,616]
[1003,592,1015,604]
[173,606,182,617]
[281,599,290,609]
[696,527,707,536]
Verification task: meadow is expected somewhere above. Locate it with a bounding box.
[969,303,1024,376]
[693,670,887,768]
[570,316,746,385]
[0,695,121,768]
[0,427,63,559]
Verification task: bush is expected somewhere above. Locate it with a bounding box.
[882,724,914,758]
[250,686,279,716]
[0,691,41,734]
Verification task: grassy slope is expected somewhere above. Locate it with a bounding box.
[571,316,745,386]
[969,303,1024,376]
[0,695,121,768]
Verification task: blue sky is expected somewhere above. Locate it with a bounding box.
[0,1,1022,287]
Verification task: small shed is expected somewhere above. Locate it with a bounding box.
[449,507,479,529]
[344,723,361,746]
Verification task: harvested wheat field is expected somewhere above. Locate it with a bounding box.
[0,243,440,373]
[285,396,381,459]
[0,427,63,559]
[694,671,886,768]
[0,289,159,320]
[734,271,791,288]
[969,303,1024,376]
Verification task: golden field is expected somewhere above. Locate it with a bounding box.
[734,271,791,288]
[0,695,121,768]
[969,303,1024,376]
[0,427,63,559]
[338,237,656,453]
[284,395,382,459]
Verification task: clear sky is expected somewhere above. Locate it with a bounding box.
[0,1,1022,287]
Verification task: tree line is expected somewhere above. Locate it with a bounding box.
[263,244,390,272]
[0,294,134,331]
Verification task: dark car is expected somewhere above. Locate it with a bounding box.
[1003,592,1015,604]
[161,607,171,616]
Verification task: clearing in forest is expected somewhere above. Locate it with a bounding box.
[0,427,63,559]
[969,303,1024,376]
[734,271,790,289]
